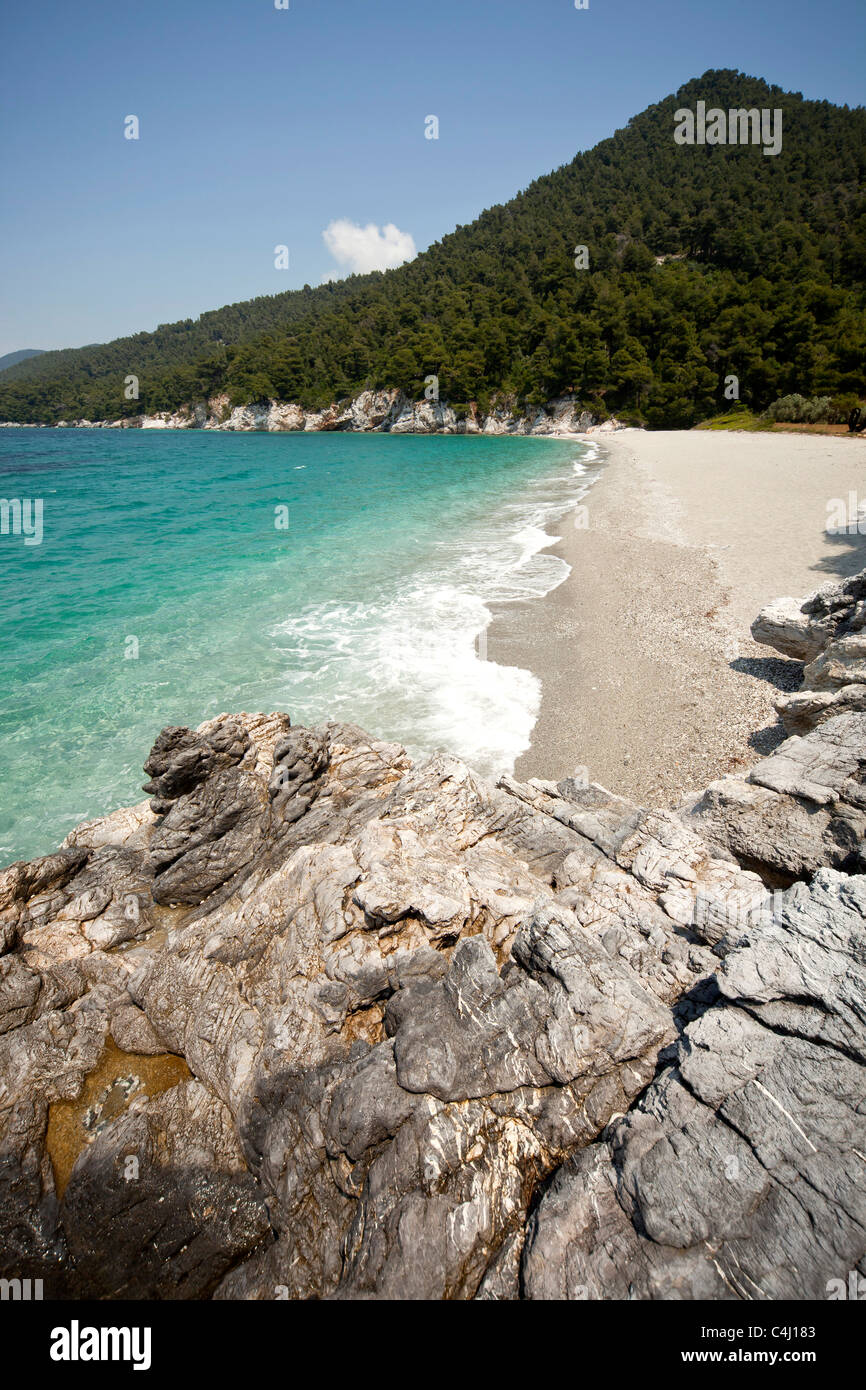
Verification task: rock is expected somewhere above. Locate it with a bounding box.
[751,596,828,661]
[0,709,713,1298]
[751,571,866,663]
[388,398,459,434]
[109,1004,169,1055]
[2,570,866,1299]
[334,389,406,431]
[804,633,866,691]
[521,869,866,1301]
[776,684,866,736]
[683,770,865,883]
[267,402,306,431]
[683,571,866,874]
[60,1080,271,1298]
[142,721,250,810]
[0,957,41,1035]
[684,711,866,882]
[747,712,866,804]
[144,719,282,905]
[89,388,604,436]
[0,1008,107,1286]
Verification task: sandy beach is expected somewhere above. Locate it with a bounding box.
[488,429,866,807]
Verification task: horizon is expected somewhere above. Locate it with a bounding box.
[1,0,865,359]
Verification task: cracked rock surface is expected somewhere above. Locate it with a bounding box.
[522,868,866,1301]
[1,574,865,1300]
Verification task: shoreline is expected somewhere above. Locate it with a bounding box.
[488,429,866,807]
[0,389,613,438]
[0,428,597,868]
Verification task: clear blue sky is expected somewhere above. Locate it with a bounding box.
[1,0,864,357]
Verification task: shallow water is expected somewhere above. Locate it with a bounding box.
[0,427,598,865]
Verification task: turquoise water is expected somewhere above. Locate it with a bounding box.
[0,427,597,866]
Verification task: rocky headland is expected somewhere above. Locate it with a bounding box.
[1,569,865,1300]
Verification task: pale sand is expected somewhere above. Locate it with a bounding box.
[487,430,866,806]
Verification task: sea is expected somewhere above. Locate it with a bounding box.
[0,427,599,865]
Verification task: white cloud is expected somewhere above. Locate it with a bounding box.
[321,219,417,281]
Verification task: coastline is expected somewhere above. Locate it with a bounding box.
[5,429,866,1304]
[0,428,595,866]
[488,429,866,806]
[0,389,610,438]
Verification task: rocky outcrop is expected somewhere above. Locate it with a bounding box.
[1,576,864,1299]
[28,390,633,437]
[522,867,866,1300]
[681,712,866,884]
[752,570,866,734]
[680,571,866,884]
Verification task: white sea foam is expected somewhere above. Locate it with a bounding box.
[272,446,600,778]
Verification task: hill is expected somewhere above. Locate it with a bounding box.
[0,348,44,374]
[1,70,864,429]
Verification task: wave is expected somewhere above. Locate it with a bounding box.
[271,446,600,776]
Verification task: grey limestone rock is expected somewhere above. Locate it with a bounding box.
[751,570,866,664]
[2,571,866,1298]
[522,869,866,1301]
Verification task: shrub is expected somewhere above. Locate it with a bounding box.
[829,393,862,424]
[764,394,832,423]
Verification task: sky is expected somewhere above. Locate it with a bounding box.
[1,0,864,358]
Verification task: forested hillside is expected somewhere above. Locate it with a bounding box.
[0,349,44,374]
[2,70,864,429]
